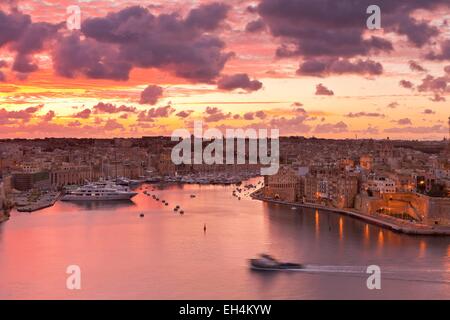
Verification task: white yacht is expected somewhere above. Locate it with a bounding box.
[61,182,138,201]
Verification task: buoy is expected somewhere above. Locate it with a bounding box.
[140,213,145,218]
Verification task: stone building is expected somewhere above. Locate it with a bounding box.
[263,166,303,202]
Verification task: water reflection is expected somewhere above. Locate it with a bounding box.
[66,200,137,210]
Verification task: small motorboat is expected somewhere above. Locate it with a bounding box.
[179,210,185,215]
[140,213,145,218]
[190,195,196,198]
[249,254,304,271]
[291,207,297,210]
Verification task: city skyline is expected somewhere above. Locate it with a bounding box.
[0,0,449,140]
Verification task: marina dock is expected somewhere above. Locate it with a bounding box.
[16,192,61,213]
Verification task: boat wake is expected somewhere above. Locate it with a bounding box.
[286,265,450,284]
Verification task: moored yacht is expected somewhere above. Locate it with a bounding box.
[61,182,138,201]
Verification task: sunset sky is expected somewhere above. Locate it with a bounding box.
[0,0,449,139]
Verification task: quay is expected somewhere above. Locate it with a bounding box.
[0,212,9,223]
[251,192,450,236]
[16,192,61,213]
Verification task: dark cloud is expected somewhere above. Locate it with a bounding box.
[384,125,447,134]
[176,110,194,118]
[245,19,266,33]
[140,85,164,105]
[68,120,82,127]
[315,83,334,96]
[203,106,232,122]
[394,16,439,48]
[255,110,267,119]
[217,73,263,92]
[247,5,258,14]
[430,93,446,102]
[298,58,383,77]
[12,21,60,55]
[445,65,450,74]
[269,115,311,133]
[314,121,348,134]
[426,40,450,61]
[0,105,41,123]
[0,71,5,82]
[417,75,449,93]
[104,119,125,131]
[399,80,415,89]
[256,0,447,78]
[138,105,175,122]
[72,108,92,119]
[42,110,55,122]
[346,112,385,118]
[185,3,230,30]
[12,53,37,73]
[0,10,60,75]
[409,60,427,72]
[423,108,435,114]
[52,33,132,81]
[397,118,412,125]
[58,4,234,82]
[0,9,30,47]
[387,102,399,109]
[243,112,255,120]
[93,102,137,114]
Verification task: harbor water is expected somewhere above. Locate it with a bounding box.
[0,180,449,299]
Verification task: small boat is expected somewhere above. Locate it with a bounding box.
[179,210,185,215]
[291,207,297,210]
[165,203,169,206]
[190,195,196,198]
[249,254,304,271]
[140,213,145,218]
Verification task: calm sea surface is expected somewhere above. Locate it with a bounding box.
[0,179,449,299]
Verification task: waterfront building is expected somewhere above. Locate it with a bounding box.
[12,171,51,191]
[0,181,5,209]
[263,166,302,202]
[50,165,92,188]
[365,176,396,194]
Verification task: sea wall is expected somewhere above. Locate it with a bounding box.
[0,211,9,223]
[355,192,450,226]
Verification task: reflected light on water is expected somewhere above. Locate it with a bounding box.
[418,240,427,258]
[339,217,344,240]
[378,230,384,247]
[315,210,320,238]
